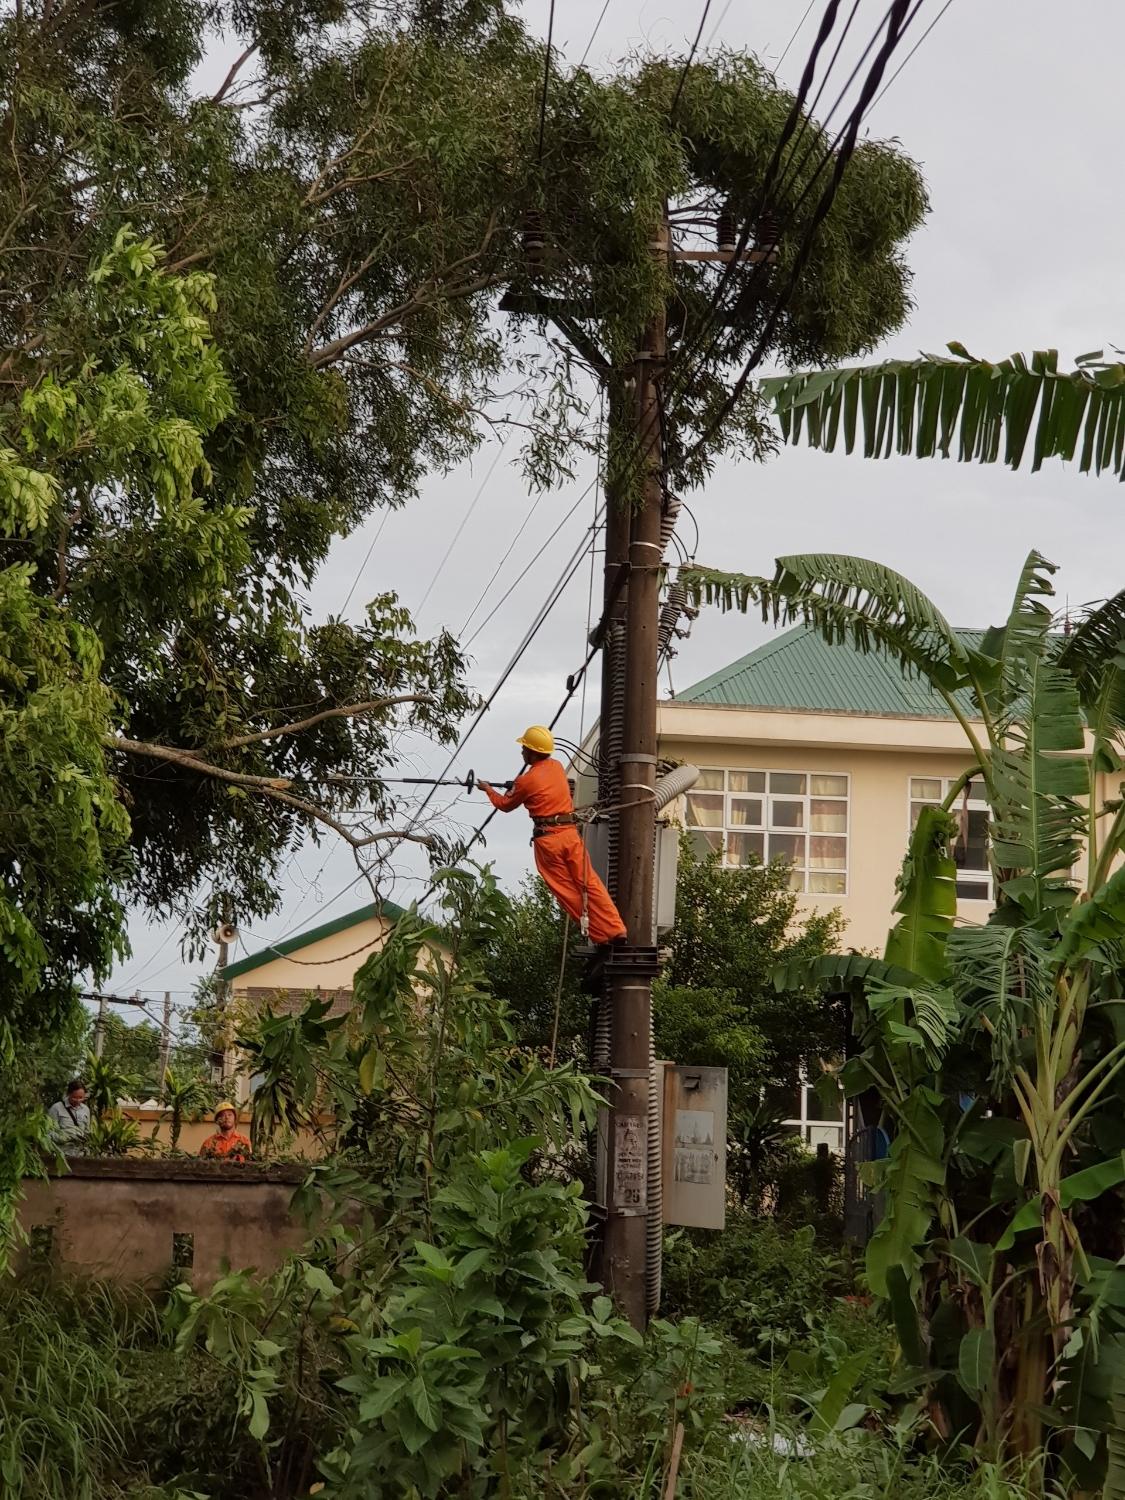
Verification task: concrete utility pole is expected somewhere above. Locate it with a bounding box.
[598,215,670,1327]
[93,995,107,1058]
[158,990,172,1083]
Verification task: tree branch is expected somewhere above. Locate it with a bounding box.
[109,736,435,850]
[212,43,259,105]
[309,273,503,369]
[109,737,294,790]
[221,693,435,750]
[256,785,434,850]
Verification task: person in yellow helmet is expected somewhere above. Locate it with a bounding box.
[198,1102,252,1162]
[479,727,627,944]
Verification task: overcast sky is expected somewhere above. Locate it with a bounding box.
[107,0,1125,1027]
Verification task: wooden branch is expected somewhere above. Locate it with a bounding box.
[256,785,434,850]
[212,43,259,105]
[109,737,294,790]
[309,273,502,368]
[221,693,434,750]
[308,213,502,367]
[52,504,81,601]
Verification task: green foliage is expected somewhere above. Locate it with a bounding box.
[664,1217,846,1357]
[0,0,926,955]
[666,843,846,1111]
[761,343,1125,481]
[687,545,1125,1477]
[481,876,587,1056]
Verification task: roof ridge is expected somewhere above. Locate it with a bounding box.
[224,898,408,980]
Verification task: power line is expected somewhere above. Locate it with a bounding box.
[458,392,600,637]
[669,0,714,124]
[338,507,391,617]
[578,0,613,66]
[536,0,557,160]
[464,471,603,649]
[681,0,917,468]
[776,0,817,70]
[868,0,955,111]
[414,415,522,617]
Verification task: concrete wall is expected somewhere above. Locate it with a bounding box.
[17,1158,316,1289]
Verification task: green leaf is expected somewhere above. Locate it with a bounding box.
[957,1327,995,1396]
[357,1046,385,1094]
[408,1375,441,1433]
[947,1236,992,1291]
[248,1390,270,1440]
[764,351,1125,480]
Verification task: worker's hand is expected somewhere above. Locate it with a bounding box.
[477,781,493,796]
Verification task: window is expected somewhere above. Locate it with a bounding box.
[780,1068,845,1155]
[909,776,992,901]
[685,768,849,894]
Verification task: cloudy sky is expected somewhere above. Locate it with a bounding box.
[108,0,1125,1026]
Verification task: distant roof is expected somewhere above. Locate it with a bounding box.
[224,899,408,980]
[677,624,984,720]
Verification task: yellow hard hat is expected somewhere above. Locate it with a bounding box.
[517,725,554,755]
[214,1101,237,1120]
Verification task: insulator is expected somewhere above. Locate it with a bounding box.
[755,211,781,253]
[521,209,546,266]
[717,204,737,254]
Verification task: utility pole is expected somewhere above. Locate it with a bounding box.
[93,995,107,1058]
[599,214,670,1327]
[158,990,172,1083]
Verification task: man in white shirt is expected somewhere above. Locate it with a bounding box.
[47,1079,91,1151]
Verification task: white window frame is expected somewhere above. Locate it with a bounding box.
[907,774,994,902]
[783,1067,845,1155]
[685,767,850,896]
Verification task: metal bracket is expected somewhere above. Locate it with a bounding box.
[610,1067,650,1079]
[618,753,658,766]
[605,945,661,980]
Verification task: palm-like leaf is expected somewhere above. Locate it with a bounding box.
[1059,590,1125,777]
[682,553,973,698]
[989,648,1086,920]
[761,345,1125,480]
[884,805,958,984]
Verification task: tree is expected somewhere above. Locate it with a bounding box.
[2,0,928,951]
[666,844,846,1100]
[759,344,1125,482]
[686,548,1125,1487]
[488,842,844,1112]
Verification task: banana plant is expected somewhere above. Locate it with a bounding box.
[685,550,1125,1486]
[759,345,1125,482]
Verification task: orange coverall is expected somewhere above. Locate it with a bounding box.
[484,758,627,944]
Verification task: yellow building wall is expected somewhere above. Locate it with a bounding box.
[656,701,1124,954]
[231,913,396,996]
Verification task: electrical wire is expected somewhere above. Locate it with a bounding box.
[458,391,600,638]
[669,0,714,125]
[666,0,922,428]
[578,0,613,67]
[868,0,955,111]
[414,412,522,618]
[680,0,916,469]
[464,472,603,649]
[536,0,557,161]
[776,0,817,69]
[338,507,391,617]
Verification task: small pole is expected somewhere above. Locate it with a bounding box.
[158,991,172,1083]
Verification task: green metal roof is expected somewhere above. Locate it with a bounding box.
[678,625,984,719]
[224,899,408,980]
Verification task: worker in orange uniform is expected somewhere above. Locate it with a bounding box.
[479,726,628,945]
[198,1102,253,1162]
